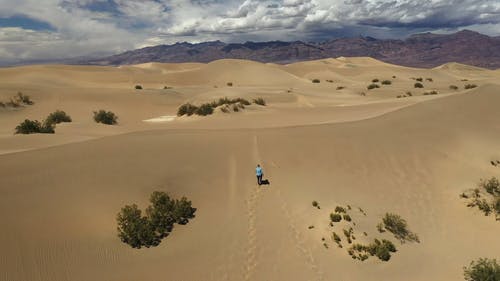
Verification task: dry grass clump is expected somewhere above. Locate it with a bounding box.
[461,177,500,220]
[349,239,397,262]
[379,213,420,243]
[1,92,34,109]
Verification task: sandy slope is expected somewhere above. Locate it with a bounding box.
[0,59,499,281]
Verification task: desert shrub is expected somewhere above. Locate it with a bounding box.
[377,222,386,233]
[392,75,396,78]
[463,258,500,281]
[450,85,459,90]
[423,90,438,95]
[326,79,334,83]
[381,80,392,85]
[164,86,172,89]
[332,232,341,243]
[177,103,199,116]
[45,110,72,125]
[253,98,266,106]
[367,84,380,90]
[232,105,240,112]
[312,201,319,208]
[462,178,500,219]
[372,78,379,83]
[195,103,214,116]
[336,86,345,90]
[16,92,34,105]
[135,85,143,90]
[116,204,159,249]
[93,110,118,125]
[330,213,342,222]
[343,228,353,244]
[414,82,424,88]
[117,192,196,248]
[308,225,314,229]
[406,91,413,96]
[312,79,320,83]
[220,106,230,113]
[426,78,433,82]
[396,95,402,98]
[481,178,500,196]
[15,119,54,134]
[335,206,346,213]
[343,214,352,222]
[465,84,477,89]
[416,77,423,82]
[381,213,419,243]
[227,82,233,86]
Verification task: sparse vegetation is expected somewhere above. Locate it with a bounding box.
[312,79,320,83]
[381,80,392,85]
[177,103,198,116]
[335,206,346,213]
[349,239,397,262]
[450,85,459,90]
[406,91,413,96]
[45,110,72,125]
[462,177,500,220]
[326,79,334,83]
[312,200,320,209]
[164,86,172,89]
[426,78,433,82]
[227,82,233,87]
[336,86,345,90]
[423,90,438,95]
[195,103,214,116]
[414,82,424,88]
[116,191,196,249]
[465,84,478,89]
[93,110,118,125]
[135,85,143,90]
[380,213,419,243]
[15,119,55,134]
[416,77,423,82]
[343,214,352,222]
[177,97,258,117]
[463,258,500,281]
[367,83,380,90]
[372,78,379,83]
[0,92,34,109]
[16,92,34,105]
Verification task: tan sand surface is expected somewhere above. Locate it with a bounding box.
[0,58,499,281]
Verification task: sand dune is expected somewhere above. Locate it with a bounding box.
[0,58,499,281]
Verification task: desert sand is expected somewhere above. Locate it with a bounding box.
[0,58,499,281]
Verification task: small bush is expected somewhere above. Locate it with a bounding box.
[414,82,424,88]
[227,82,233,87]
[423,90,438,95]
[93,110,118,125]
[312,79,320,83]
[195,103,214,116]
[465,84,478,89]
[15,119,54,134]
[372,79,379,83]
[463,258,500,281]
[312,201,319,208]
[367,84,380,90]
[381,213,419,243]
[426,78,433,82]
[381,80,392,85]
[177,103,199,116]
[450,85,459,90]
[332,232,341,243]
[481,178,500,196]
[326,79,334,83]
[392,76,396,78]
[343,214,352,222]
[232,105,240,112]
[336,86,345,90]
[406,91,413,96]
[164,86,172,89]
[335,206,346,213]
[330,213,342,222]
[117,204,159,249]
[46,110,72,125]
[416,77,423,82]
[253,98,266,106]
[16,92,34,105]
[135,85,143,90]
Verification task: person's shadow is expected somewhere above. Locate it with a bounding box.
[261,179,270,185]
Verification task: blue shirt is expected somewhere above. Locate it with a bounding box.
[256,167,263,176]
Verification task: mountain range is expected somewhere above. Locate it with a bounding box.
[82,30,500,69]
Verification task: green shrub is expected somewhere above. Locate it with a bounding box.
[465,84,477,89]
[463,258,500,281]
[372,79,379,83]
[330,213,342,222]
[195,103,214,116]
[381,213,419,243]
[45,110,72,125]
[116,204,159,249]
[93,110,118,125]
[343,214,352,222]
[312,79,320,83]
[177,103,199,116]
[135,85,143,90]
[253,98,266,106]
[381,80,392,85]
[450,85,459,90]
[367,84,380,90]
[172,196,196,225]
[146,191,176,237]
[414,82,424,88]
[15,119,54,134]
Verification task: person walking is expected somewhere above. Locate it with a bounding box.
[256,164,263,185]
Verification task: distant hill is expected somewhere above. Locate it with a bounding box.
[82,30,500,69]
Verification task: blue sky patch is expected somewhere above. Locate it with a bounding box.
[0,14,55,31]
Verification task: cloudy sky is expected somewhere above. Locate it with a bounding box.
[1,0,500,64]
